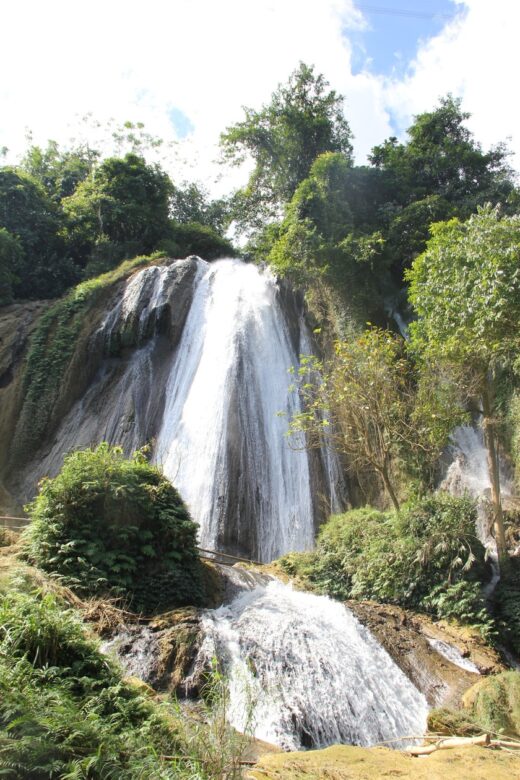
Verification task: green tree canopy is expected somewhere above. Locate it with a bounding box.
[407,207,520,366]
[20,140,96,203]
[63,153,174,264]
[370,95,514,210]
[221,62,353,221]
[267,153,387,319]
[0,167,78,299]
[407,206,520,560]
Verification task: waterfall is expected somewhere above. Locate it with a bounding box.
[20,257,342,562]
[153,258,329,561]
[442,424,512,593]
[197,579,428,750]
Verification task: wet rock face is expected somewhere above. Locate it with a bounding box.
[100,563,262,697]
[0,302,49,388]
[347,600,503,707]
[0,301,50,513]
[10,258,201,505]
[102,608,205,697]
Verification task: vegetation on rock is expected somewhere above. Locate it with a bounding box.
[278,493,493,634]
[24,444,202,612]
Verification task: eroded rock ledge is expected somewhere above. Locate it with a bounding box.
[347,600,503,707]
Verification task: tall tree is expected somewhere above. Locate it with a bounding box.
[0,168,76,299]
[407,206,520,562]
[221,63,353,224]
[289,328,463,511]
[370,95,514,211]
[63,153,174,265]
[20,140,95,203]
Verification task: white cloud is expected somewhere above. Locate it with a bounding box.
[0,0,517,197]
[379,0,520,168]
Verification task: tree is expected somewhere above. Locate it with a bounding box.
[221,62,353,222]
[20,140,95,203]
[169,181,229,233]
[0,228,22,305]
[63,153,174,266]
[0,168,77,299]
[407,206,520,561]
[289,328,463,511]
[370,95,514,209]
[267,153,388,320]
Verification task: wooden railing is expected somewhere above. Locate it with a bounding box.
[0,516,262,566]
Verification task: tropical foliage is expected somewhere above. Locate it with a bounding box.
[278,493,493,634]
[24,444,202,612]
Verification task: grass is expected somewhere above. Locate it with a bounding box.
[0,561,251,779]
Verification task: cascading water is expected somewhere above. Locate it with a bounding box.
[442,424,512,594]
[41,255,432,750]
[196,578,428,750]
[20,257,341,562]
[153,258,336,561]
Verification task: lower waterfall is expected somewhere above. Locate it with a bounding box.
[196,579,428,751]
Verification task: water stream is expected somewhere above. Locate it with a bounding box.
[25,256,435,750]
[197,578,428,750]
[442,424,512,594]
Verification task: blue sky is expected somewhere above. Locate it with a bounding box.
[0,0,518,193]
[351,1,459,76]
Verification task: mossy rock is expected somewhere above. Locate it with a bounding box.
[427,707,482,737]
[462,671,520,738]
[124,675,156,698]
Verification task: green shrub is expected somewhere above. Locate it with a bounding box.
[0,587,200,779]
[0,589,115,685]
[24,443,203,612]
[495,558,520,654]
[278,493,492,632]
[0,582,254,779]
[159,221,235,260]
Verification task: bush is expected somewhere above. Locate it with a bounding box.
[159,221,235,261]
[24,443,203,612]
[495,558,520,654]
[278,493,492,632]
[0,582,253,779]
[0,588,199,778]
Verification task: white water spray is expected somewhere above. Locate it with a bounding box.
[198,579,428,750]
[154,258,319,561]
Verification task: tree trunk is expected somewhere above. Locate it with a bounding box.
[481,373,508,563]
[379,464,400,512]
